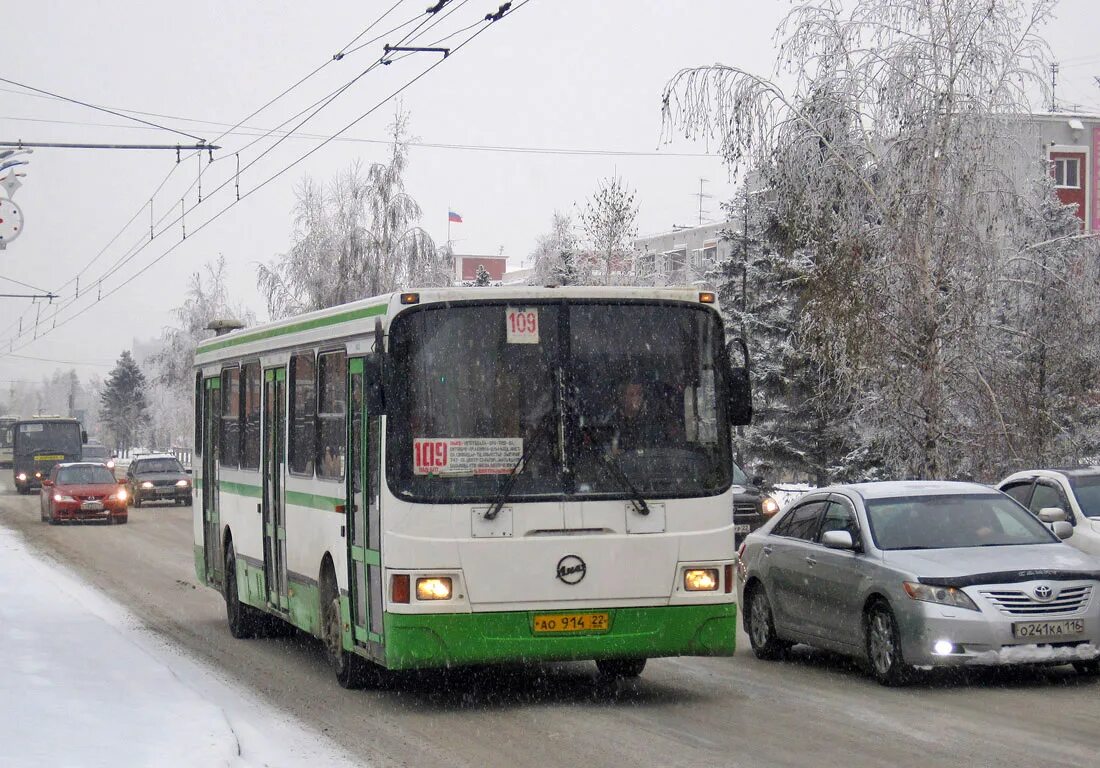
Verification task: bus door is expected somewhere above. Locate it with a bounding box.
[202,377,222,587]
[262,367,289,612]
[347,358,384,646]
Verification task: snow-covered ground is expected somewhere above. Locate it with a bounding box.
[0,527,359,768]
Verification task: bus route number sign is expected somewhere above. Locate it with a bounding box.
[505,307,539,344]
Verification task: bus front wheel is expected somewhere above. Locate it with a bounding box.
[320,563,374,690]
[224,543,263,639]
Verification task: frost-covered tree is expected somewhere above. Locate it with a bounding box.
[578,176,639,285]
[147,256,255,449]
[663,0,1066,479]
[257,107,446,318]
[100,351,148,453]
[530,212,586,286]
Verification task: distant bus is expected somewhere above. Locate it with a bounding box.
[12,416,86,494]
[0,416,18,468]
[194,286,752,688]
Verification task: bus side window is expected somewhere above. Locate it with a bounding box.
[289,351,317,476]
[317,351,347,481]
[194,373,203,456]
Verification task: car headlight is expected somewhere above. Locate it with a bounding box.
[761,496,780,516]
[141,481,154,489]
[106,460,115,469]
[903,581,979,611]
[54,493,76,503]
[415,577,452,600]
[176,479,190,487]
[684,568,719,591]
[116,488,128,501]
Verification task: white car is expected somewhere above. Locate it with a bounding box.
[998,469,1100,557]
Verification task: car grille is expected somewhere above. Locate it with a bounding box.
[979,585,1092,616]
[152,479,177,487]
[733,501,759,516]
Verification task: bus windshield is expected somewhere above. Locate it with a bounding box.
[14,421,82,456]
[388,301,732,503]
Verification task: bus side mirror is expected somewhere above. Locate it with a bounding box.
[726,338,753,427]
[81,430,88,444]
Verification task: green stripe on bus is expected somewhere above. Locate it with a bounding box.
[265,369,274,382]
[211,481,342,512]
[205,377,221,390]
[284,489,343,511]
[349,357,364,374]
[196,303,387,354]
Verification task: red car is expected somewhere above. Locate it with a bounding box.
[40,462,129,525]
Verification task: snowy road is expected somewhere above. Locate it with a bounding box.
[2,484,1099,768]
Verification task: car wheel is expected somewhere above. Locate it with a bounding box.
[745,583,791,660]
[1072,660,1100,677]
[224,543,262,639]
[865,601,911,686]
[113,515,129,525]
[595,658,647,678]
[320,564,374,689]
[132,491,142,508]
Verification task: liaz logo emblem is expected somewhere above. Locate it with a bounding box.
[1033,584,1054,601]
[556,555,586,585]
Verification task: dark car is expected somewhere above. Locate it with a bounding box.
[125,454,192,507]
[733,461,780,543]
[81,441,116,472]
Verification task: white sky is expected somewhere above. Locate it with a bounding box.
[1,0,1098,386]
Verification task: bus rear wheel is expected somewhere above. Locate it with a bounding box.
[596,658,646,678]
[320,564,374,689]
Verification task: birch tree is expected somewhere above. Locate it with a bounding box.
[663,0,1064,478]
[578,176,639,285]
[257,108,445,318]
[530,212,586,286]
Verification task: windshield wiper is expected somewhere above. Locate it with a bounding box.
[573,424,650,516]
[484,411,556,521]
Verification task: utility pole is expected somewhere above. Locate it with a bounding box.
[1049,63,1057,110]
[690,178,712,226]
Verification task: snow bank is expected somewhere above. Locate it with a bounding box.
[0,528,359,768]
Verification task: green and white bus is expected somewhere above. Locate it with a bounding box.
[193,286,751,687]
[0,415,19,469]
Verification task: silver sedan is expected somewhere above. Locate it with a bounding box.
[736,481,1100,685]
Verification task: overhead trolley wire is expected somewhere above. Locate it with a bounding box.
[0,0,533,356]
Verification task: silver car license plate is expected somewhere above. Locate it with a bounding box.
[81,500,104,511]
[157,487,175,495]
[734,524,751,534]
[1012,619,1085,639]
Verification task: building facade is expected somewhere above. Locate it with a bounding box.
[632,222,732,286]
[1033,112,1100,232]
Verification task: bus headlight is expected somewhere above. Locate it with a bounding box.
[684,568,719,591]
[16,472,27,481]
[416,577,453,600]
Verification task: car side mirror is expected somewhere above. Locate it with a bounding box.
[41,479,53,487]
[751,474,765,488]
[185,468,193,475]
[821,530,856,550]
[1038,507,1067,524]
[1052,521,1073,540]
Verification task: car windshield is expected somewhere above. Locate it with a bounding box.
[14,421,82,455]
[865,493,1059,550]
[387,301,732,503]
[731,461,749,486]
[1068,475,1100,518]
[135,458,184,474]
[57,465,117,485]
[82,445,109,459]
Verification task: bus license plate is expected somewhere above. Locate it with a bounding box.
[533,612,609,634]
[1013,619,1085,639]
